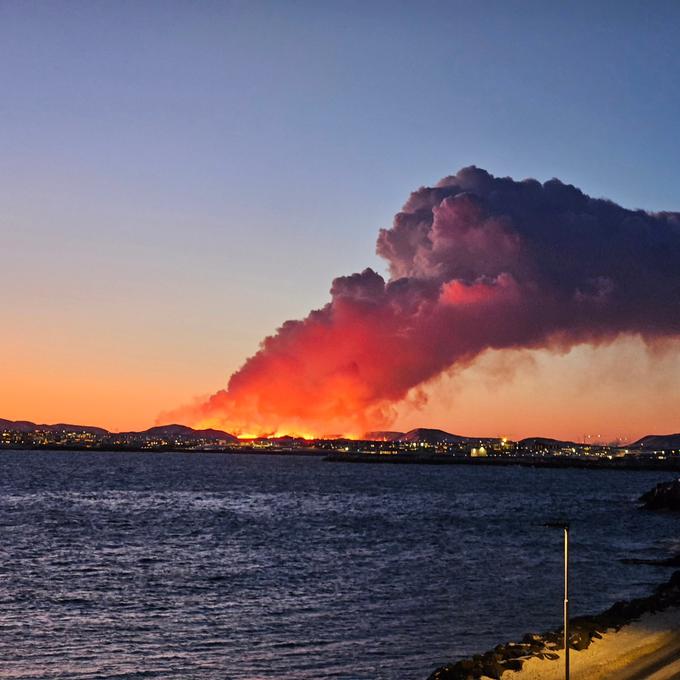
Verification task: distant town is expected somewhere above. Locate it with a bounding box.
[1,417,679,469]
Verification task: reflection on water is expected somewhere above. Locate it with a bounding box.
[0,450,676,679]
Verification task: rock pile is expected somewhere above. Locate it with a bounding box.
[639,478,680,511]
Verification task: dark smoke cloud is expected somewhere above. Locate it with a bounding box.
[181,167,680,436]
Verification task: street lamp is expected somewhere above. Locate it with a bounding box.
[544,522,570,680]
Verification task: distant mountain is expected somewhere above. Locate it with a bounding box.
[0,418,237,442]
[0,418,109,436]
[629,434,680,450]
[364,431,404,441]
[394,428,470,444]
[267,435,310,444]
[12,415,673,451]
[137,424,238,442]
[0,419,38,433]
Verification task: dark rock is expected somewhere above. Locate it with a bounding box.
[503,643,531,658]
[426,664,458,680]
[480,655,505,679]
[640,479,680,511]
[570,630,591,651]
[542,630,561,646]
[500,659,523,672]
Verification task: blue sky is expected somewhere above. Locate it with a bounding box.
[2,1,680,431]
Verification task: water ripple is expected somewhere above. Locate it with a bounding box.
[0,450,676,679]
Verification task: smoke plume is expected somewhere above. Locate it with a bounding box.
[180,167,680,437]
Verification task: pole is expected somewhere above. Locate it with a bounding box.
[544,522,570,680]
[564,525,569,680]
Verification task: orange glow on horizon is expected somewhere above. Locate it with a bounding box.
[4,337,679,444]
[165,337,680,444]
[194,417,359,441]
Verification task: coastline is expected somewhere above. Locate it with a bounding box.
[5,447,680,472]
[428,571,680,680]
[325,452,680,472]
[503,606,680,680]
[4,447,680,472]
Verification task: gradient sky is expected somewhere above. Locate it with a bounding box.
[2,1,680,441]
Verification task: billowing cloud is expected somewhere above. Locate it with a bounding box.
[175,167,680,437]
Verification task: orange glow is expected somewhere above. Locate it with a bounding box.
[5,335,680,442]
[6,167,680,445]
[194,415,345,441]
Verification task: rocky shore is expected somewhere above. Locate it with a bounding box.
[428,571,680,679]
[640,478,680,511]
[427,479,680,680]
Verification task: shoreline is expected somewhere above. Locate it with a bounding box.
[504,606,680,680]
[3,447,680,471]
[430,481,680,678]
[428,571,680,680]
[325,452,680,472]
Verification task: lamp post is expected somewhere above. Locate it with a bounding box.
[544,522,570,680]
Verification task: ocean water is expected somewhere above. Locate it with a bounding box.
[0,451,677,680]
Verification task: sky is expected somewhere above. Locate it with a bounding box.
[2,1,680,441]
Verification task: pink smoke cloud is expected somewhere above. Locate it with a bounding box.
[174,167,680,437]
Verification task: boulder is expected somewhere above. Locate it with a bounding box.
[640,479,680,511]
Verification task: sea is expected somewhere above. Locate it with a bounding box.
[0,450,678,679]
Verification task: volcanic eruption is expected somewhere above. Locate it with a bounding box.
[175,167,680,437]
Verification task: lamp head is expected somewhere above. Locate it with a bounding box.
[543,521,569,529]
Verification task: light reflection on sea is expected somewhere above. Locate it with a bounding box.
[0,450,677,679]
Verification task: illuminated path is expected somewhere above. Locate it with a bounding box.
[503,606,680,680]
